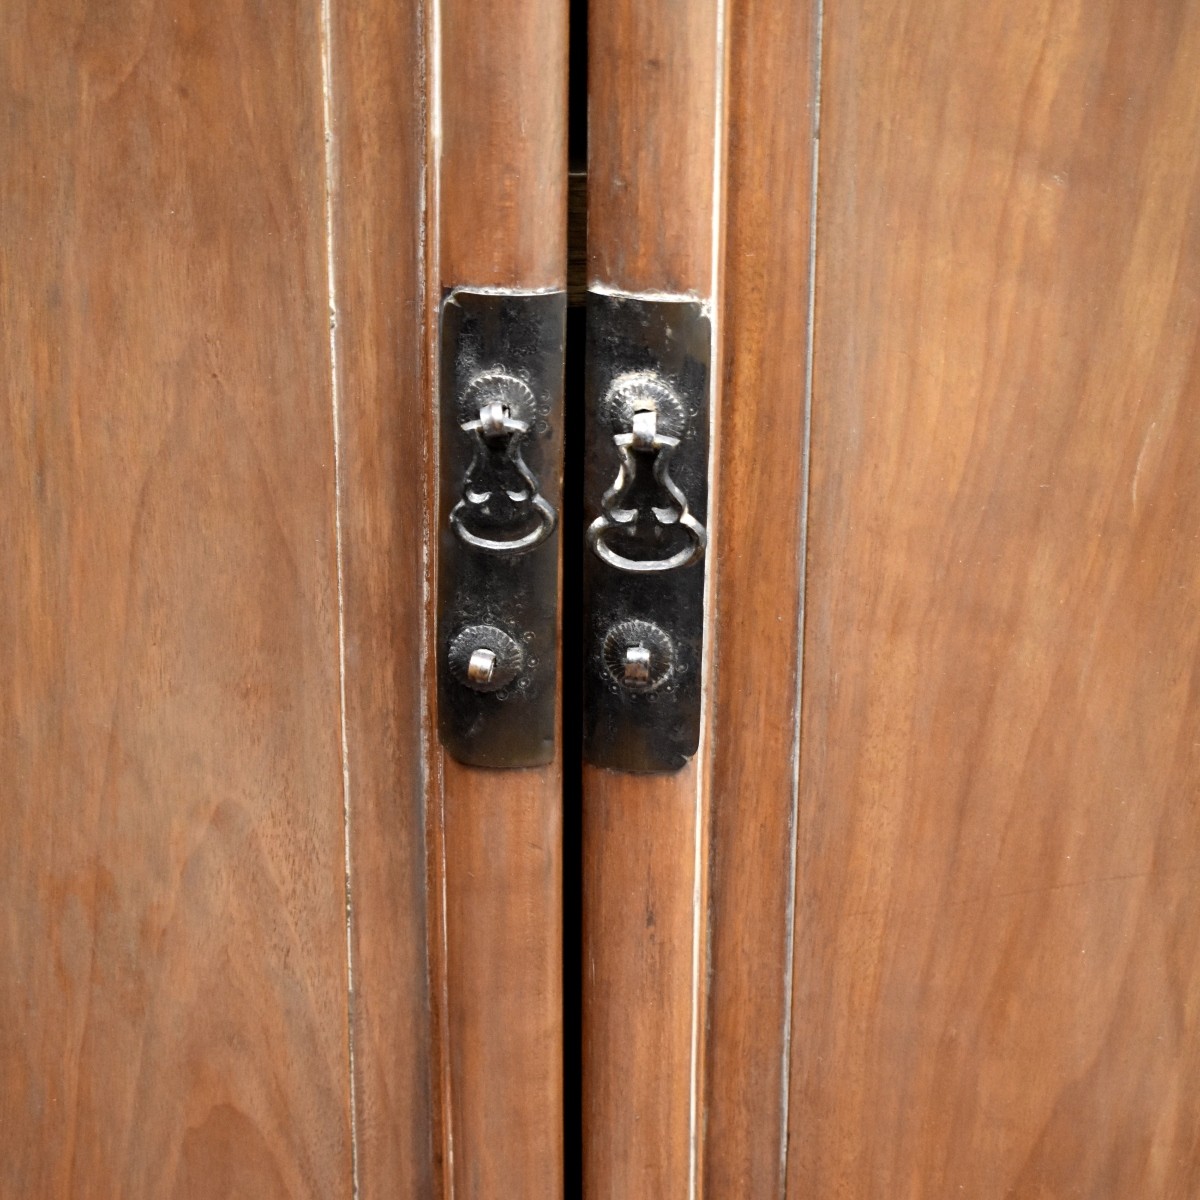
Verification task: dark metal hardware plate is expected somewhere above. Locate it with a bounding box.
[438,288,565,767]
[582,294,711,772]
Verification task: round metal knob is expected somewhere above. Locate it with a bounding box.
[602,619,674,693]
[461,371,536,427]
[601,371,687,438]
[449,624,524,693]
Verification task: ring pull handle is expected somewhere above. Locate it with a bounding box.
[586,379,707,573]
[450,374,558,555]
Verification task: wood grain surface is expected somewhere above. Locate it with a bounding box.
[0,3,353,1195]
[703,3,818,1196]
[435,1,568,1197]
[789,1,1200,1194]
[326,1,438,1196]
[582,2,724,1196]
[439,0,568,289]
[587,0,721,293]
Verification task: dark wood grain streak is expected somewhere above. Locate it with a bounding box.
[789,1,1200,1194]
[583,2,724,1196]
[703,3,818,1196]
[435,1,568,1196]
[0,4,353,1195]
[326,1,438,1196]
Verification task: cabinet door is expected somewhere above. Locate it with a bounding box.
[581,1,1200,1197]
[1,3,567,1197]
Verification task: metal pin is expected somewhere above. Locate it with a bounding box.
[467,647,497,685]
[624,644,652,688]
[631,407,657,449]
[480,400,510,438]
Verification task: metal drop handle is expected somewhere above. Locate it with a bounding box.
[587,388,707,573]
[450,380,557,555]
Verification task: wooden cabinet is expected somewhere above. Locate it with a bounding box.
[3,1,1198,1196]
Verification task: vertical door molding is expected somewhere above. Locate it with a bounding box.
[583,3,825,1196]
[325,0,439,1196]
[582,1,729,1196]
[704,2,822,1196]
[428,1,569,1197]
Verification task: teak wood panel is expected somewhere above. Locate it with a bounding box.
[0,4,353,1195]
[790,1,1200,1195]
[583,2,725,1196]
[434,1,568,1197]
[327,1,438,1195]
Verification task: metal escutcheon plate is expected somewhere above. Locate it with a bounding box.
[583,293,711,772]
[438,288,565,767]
